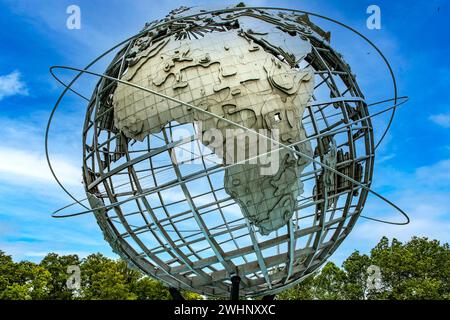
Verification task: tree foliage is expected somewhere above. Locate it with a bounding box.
[0,251,51,300]
[279,236,450,300]
[1,236,449,300]
[0,251,201,300]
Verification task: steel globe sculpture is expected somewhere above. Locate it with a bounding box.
[47,6,408,298]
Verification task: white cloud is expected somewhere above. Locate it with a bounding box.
[0,71,28,101]
[0,239,115,262]
[429,113,450,128]
[351,194,450,245]
[332,158,450,265]
[0,146,81,186]
[347,158,450,248]
[415,159,450,185]
[0,109,84,196]
[376,153,396,164]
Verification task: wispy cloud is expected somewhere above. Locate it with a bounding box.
[336,157,450,260]
[333,157,450,265]
[352,192,450,244]
[376,153,396,164]
[0,71,28,101]
[0,111,83,191]
[0,146,81,186]
[415,159,450,186]
[429,113,450,128]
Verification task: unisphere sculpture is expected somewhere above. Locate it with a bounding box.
[47,6,409,298]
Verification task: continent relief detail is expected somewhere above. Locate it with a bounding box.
[113,30,314,235]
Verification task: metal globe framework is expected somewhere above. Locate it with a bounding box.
[47,6,409,298]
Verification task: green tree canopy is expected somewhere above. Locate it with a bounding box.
[1,237,448,300]
[0,251,51,300]
[280,236,450,300]
[0,251,201,300]
[39,252,80,299]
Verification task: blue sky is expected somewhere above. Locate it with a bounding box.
[0,0,449,267]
